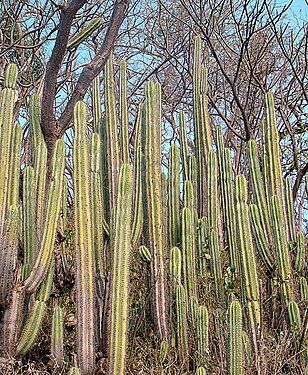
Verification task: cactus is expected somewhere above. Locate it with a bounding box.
[67,18,102,50]
[16,300,47,355]
[284,178,296,243]
[92,74,101,133]
[179,111,189,181]
[29,94,43,154]
[24,139,65,292]
[242,330,252,368]
[295,231,305,273]
[182,207,197,301]
[175,284,189,365]
[51,306,64,366]
[139,245,151,262]
[299,277,308,302]
[22,167,36,275]
[168,144,181,247]
[196,367,206,375]
[217,139,239,274]
[34,141,47,238]
[0,206,19,306]
[91,133,108,278]
[7,124,22,208]
[73,101,95,374]
[104,53,120,209]
[208,229,223,302]
[235,175,260,347]
[249,204,274,272]
[196,217,207,277]
[227,300,243,375]
[288,300,301,331]
[108,163,133,375]
[196,305,209,367]
[0,63,18,235]
[68,367,81,375]
[270,195,293,301]
[143,81,168,341]
[119,60,129,164]
[170,246,182,292]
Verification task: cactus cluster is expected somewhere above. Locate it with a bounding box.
[0,33,306,375]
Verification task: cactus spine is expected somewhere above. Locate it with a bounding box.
[143,81,168,341]
[227,300,243,375]
[108,163,133,375]
[73,101,95,374]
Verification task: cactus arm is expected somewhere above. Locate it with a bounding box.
[108,163,133,375]
[29,94,43,153]
[67,18,102,50]
[24,140,65,292]
[73,101,95,374]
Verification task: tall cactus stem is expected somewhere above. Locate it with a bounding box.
[119,60,129,163]
[227,299,243,375]
[51,306,64,367]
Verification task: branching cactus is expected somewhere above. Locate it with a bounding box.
[0,63,18,235]
[227,299,243,375]
[143,81,168,341]
[196,305,209,368]
[108,163,133,375]
[51,305,64,367]
[235,175,260,348]
[24,139,65,292]
[168,144,181,247]
[73,101,95,374]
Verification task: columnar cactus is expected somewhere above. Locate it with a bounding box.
[284,178,296,243]
[168,144,181,247]
[73,101,95,374]
[175,284,189,365]
[0,63,18,235]
[0,206,19,306]
[119,60,129,164]
[34,140,47,237]
[235,175,260,346]
[92,74,101,133]
[196,305,209,367]
[7,124,22,208]
[104,53,120,209]
[179,111,189,181]
[29,94,43,154]
[216,129,239,273]
[23,140,65,291]
[108,163,133,375]
[270,195,293,301]
[227,300,243,375]
[51,306,64,366]
[288,300,301,331]
[182,207,197,301]
[295,231,305,274]
[143,81,168,341]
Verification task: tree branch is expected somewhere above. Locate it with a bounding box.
[58,0,130,135]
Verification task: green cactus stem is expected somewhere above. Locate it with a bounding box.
[168,144,181,247]
[51,306,64,367]
[175,284,189,366]
[7,124,22,208]
[67,18,102,50]
[288,300,301,331]
[196,367,206,375]
[24,139,65,292]
[179,111,189,181]
[92,74,101,133]
[108,163,133,375]
[119,60,129,164]
[236,175,260,347]
[139,245,151,262]
[73,101,95,374]
[196,305,209,367]
[295,231,305,274]
[227,299,243,375]
[143,81,168,341]
[284,178,296,243]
